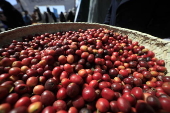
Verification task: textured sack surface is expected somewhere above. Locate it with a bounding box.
[0,22,169,75]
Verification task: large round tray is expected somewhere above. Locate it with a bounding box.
[0,22,170,75]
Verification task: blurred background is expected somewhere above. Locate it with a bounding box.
[0,0,112,32]
[0,0,86,31]
[0,0,169,39]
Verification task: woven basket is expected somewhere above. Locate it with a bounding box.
[0,22,170,76]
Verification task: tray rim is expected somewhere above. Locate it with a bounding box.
[0,22,169,42]
[0,22,170,75]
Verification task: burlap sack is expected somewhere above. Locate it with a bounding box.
[0,22,169,75]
